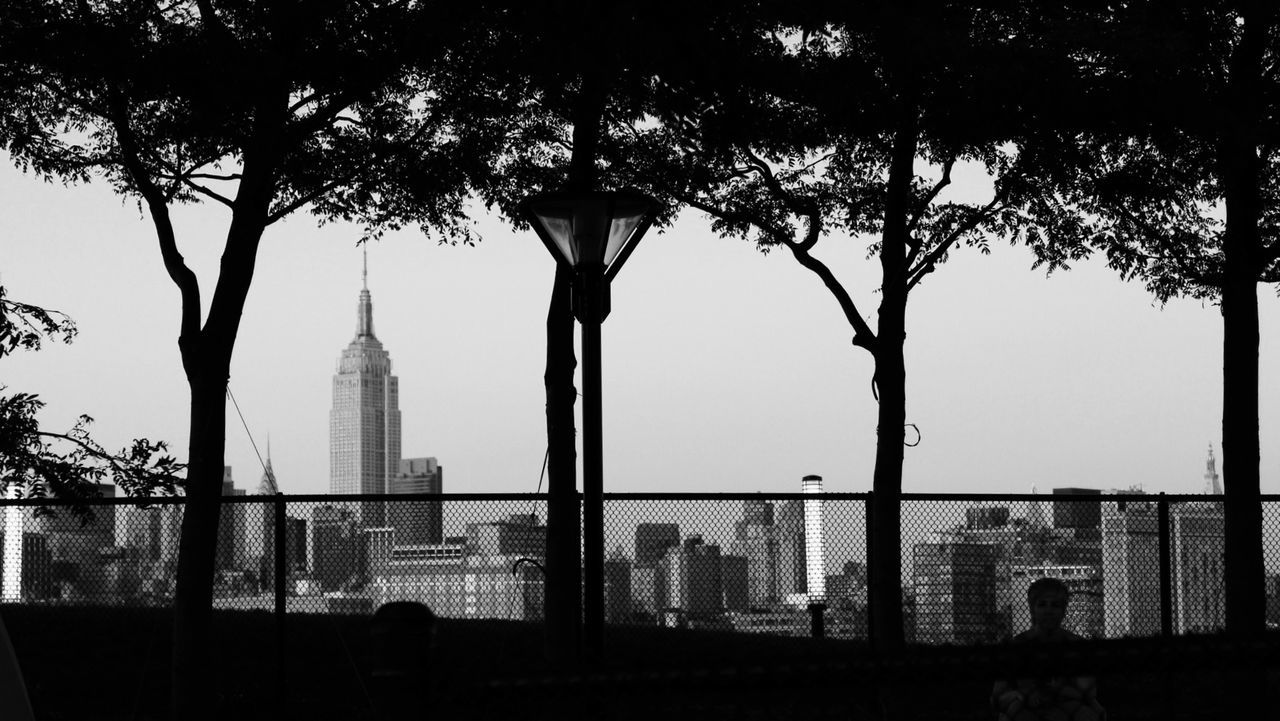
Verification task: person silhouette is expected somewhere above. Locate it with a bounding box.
[991,578,1105,721]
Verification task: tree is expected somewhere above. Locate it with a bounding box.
[1,285,181,509]
[1008,1,1278,637]
[1,2,502,717]
[616,1,1047,648]
[431,0,768,662]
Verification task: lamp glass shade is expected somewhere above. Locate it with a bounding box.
[524,191,657,276]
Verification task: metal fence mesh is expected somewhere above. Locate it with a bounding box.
[0,492,1274,642]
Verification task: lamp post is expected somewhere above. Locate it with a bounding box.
[523,190,658,657]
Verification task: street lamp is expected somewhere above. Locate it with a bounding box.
[523,189,659,657]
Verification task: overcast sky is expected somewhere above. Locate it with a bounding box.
[4,160,1278,497]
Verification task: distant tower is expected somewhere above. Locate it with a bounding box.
[257,444,280,593]
[802,475,826,603]
[1203,445,1222,494]
[258,437,279,495]
[329,251,402,526]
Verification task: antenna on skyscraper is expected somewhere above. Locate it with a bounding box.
[362,246,368,290]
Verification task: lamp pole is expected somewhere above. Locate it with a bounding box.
[523,190,658,662]
[578,267,606,656]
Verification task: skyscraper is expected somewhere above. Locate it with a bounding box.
[388,457,444,545]
[330,254,402,526]
[1101,491,1160,637]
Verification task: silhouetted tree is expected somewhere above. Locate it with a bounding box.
[1008,2,1278,637]
[428,0,766,662]
[617,1,1050,648]
[1,2,499,717]
[1,285,181,508]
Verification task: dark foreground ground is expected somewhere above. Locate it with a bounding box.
[4,605,1277,720]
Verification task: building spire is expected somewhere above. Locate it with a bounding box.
[356,249,375,340]
[257,434,278,495]
[1204,444,1222,494]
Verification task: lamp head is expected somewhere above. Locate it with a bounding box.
[521,190,659,281]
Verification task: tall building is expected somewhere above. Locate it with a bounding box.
[1170,447,1225,633]
[330,254,401,526]
[604,547,633,622]
[775,500,808,600]
[634,523,680,568]
[216,467,247,572]
[1171,500,1224,633]
[656,535,723,620]
[388,457,444,545]
[1101,491,1159,637]
[729,502,780,607]
[257,453,281,591]
[727,495,807,609]
[1052,488,1103,530]
[311,505,364,592]
[913,542,1002,644]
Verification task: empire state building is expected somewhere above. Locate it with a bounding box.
[329,256,401,526]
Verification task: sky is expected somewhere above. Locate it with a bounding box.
[4,160,1279,497]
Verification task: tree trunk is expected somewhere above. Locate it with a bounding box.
[171,368,229,721]
[1219,2,1267,640]
[868,91,918,651]
[540,61,607,665]
[544,264,580,665]
[168,177,274,720]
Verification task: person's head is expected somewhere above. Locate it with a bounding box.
[1026,577,1070,633]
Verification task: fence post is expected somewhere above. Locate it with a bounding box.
[1158,492,1172,638]
[274,492,287,709]
[865,493,875,651]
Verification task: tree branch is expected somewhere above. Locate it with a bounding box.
[106,89,203,354]
[788,243,879,353]
[905,157,955,266]
[675,189,876,353]
[907,190,1007,292]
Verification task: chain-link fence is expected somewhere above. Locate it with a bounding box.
[3,490,1278,719]
[1,491,1275,642]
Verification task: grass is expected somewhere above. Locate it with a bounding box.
[3,605,1277,720]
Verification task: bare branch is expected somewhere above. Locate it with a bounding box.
[174,172,243,182]
[180,180,236,209]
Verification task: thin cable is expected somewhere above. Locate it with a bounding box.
[227,385,270,478]
[535,448,549,494]
[532,447,549,521]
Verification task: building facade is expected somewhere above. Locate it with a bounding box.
[329,257,401,526]
[388,457,444,545]
[1101,492,1160,637]
[913,541,1002,644]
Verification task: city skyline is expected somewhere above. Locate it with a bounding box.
[4,161,1279,497]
